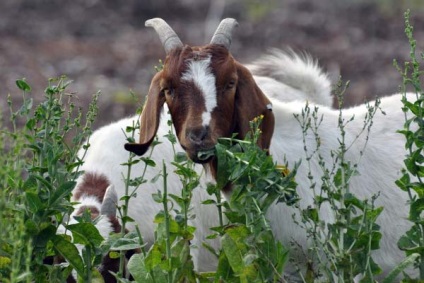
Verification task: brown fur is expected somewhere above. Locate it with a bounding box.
[73,172,110,203]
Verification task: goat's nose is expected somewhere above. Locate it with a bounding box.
[187,126,208,145]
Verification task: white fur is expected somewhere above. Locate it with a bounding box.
[249,49,332,106]
[182,56,217,126]
[73,50,337,275]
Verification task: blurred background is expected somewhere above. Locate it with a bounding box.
[1,0,423,129]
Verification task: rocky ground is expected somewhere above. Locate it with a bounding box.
[1,0,423,129]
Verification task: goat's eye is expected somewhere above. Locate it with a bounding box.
[164,88,175,98]
[226,81,236,89]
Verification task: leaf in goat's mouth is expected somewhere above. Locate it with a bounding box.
[197,148,215,161]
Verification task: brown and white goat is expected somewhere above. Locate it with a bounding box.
[59,173,133,282]
[125,18,275,173]
[71,43,332,279]
[125,18,415,280]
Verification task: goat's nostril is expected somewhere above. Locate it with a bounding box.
[187,126,208,144]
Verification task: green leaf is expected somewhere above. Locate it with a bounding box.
[152,192,163,203]
[110,237,143,251]
[67,222,104,247]
[33,223,57,248]
[395,173,411,191]
[303,207,319,222]
[215,143,231,190]
[381,253,420,283]
[121,215,135,224]
[16,79,31,92]
[197,148,215,161]
[125,126,137,133]
[409,198,424,222]
[25,219,38,234]
[49,181,76,207]
[201,199,216,205]
[398,225,424,255]
[141,157,156,167]
[221,225,249,274]
[25,191,44,213]
[19,98,33,115]
[144,244,164,271]
[174,152,188,163]
[127,253,153,282]
[78,268,105,283]
[150,173,161,184]
[52,234,85,276]
[215,252,233,280]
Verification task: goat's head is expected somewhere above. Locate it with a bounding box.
[125,18,274,170]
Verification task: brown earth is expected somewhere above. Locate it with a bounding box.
[1,0,423,129]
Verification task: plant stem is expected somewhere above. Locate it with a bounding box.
[162,161,173,283]
[85,247,92,283]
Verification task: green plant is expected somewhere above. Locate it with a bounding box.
[0,77,102,282]
[294,81,383,282]
[112,115,200,283]
[392,9,424,281]
[203,116,298,282]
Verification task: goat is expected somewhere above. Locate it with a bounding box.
[70,20,333,280]
[57,175,124,282]
[124,18,414,279]
[71,52,332,276]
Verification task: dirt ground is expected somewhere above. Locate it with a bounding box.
[1,0,423,129]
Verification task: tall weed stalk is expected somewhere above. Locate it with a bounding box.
[393,10,424,281]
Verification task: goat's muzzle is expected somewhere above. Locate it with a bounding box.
[183,126,216,163]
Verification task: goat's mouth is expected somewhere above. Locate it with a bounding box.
[197,148,216,161]
[185,147,215,164]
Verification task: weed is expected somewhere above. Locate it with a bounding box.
[392,9,424,281]
[0,77,101,282]
[294,80,383,282]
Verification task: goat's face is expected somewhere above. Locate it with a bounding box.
[160,45,238,162]
[125,18,274,167]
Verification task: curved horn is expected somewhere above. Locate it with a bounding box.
[210,18,239,50]
[145,18,183,54]
[100,185,118,217]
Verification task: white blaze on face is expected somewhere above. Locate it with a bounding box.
[181,55,217,126]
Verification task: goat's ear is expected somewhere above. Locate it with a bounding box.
[234,62,275,150]
[125,72,166,156]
